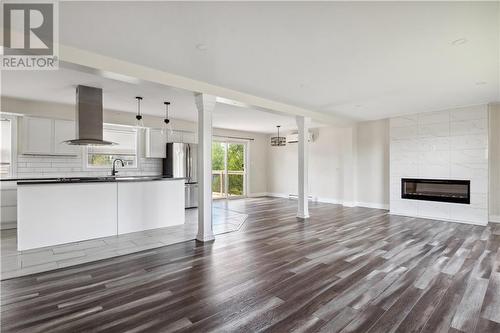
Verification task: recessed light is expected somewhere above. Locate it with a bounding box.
[476,81,487,85]
[196,43,208,51]
[451,38,467,46]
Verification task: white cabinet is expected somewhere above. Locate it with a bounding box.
[21,117,78,156]
[145,128,166,158]
[22,117,53,154]
[54,120,79,155]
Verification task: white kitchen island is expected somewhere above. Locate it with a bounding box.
[17,177,185,251]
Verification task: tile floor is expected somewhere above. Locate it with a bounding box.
[0,203,248,280]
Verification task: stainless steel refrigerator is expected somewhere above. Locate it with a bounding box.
[162,143,198,208]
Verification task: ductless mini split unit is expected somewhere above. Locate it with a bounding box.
[287,132,314,143]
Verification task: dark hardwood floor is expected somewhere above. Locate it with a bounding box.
[1,197,500,333]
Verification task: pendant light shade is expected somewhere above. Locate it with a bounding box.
[270,125,286,146]
[161,101,174,140]
[163,101,170,125]
[135,96,144,128]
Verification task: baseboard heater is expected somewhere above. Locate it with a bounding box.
[288,194,315,200]
[401,178,470,204]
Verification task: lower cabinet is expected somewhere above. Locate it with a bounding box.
[117,180,185,234]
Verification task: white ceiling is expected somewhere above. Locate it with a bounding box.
[1,67,303,133]
[53,1,499,121]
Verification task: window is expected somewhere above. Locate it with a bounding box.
[86,126,138,168]
[212,141,247,199]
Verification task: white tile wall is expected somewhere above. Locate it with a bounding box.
[16,154,162,178]
[390,105,489,225]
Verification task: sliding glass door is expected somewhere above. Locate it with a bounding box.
[212,141,246,199]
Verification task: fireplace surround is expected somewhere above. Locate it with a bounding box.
[401,178,470,204]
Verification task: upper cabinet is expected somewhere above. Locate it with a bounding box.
[21,117,79,156]
[144,129,198,158]
[145,128,166,158]
[21,117,52,154]
[53,119,80,155]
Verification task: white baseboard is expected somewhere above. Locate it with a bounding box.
[356,202,390,210]
[316,197,343,205]
[490,215,500,223]
[247,192,269,198]
[389,211,488,226]
[265,193,388,210]
[266,192,289,199]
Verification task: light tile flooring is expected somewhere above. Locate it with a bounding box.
[0,203,248,280]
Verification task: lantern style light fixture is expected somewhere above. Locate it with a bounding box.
[270,125,286,146]
[135,96,144,128]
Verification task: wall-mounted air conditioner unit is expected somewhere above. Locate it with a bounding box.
[287,132,314,143]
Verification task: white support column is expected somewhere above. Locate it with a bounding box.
[195,93,216,242]
[296,116,311,219]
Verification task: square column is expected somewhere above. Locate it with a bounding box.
[296,116,311,219]
[195,93,216,242]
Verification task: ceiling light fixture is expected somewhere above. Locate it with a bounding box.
[451,38,467,46]
[270,125,286,147]
[161,101,174,140]
[135,96,144,128]
[476,81,487,85]
[163,101,171,124]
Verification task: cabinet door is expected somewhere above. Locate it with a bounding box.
[145,129,166,158]
[22,117,53,154]
[54,120,79,155]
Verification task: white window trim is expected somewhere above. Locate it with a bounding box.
[83,125,142,171]
[0,114,18,178]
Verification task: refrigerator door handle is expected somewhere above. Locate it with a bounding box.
[186,144,191,181]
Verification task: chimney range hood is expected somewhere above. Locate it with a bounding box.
[64,85,115,146]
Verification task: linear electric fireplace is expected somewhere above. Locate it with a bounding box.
[401,178,470,204]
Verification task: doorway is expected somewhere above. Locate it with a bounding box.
[212,141,247,199]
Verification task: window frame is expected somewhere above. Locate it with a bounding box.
[0,114,18,178]
[84,124,141,171]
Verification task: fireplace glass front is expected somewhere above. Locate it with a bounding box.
[401,178,470,204]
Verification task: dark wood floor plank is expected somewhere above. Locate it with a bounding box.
[1,197,498,333]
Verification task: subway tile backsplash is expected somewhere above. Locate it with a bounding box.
[16,154,162,178]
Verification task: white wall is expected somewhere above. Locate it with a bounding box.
[267,122,390,209]
[356,119,390,208]
[489,103,500,222]
[267,127,343,202]
[390,105,489,225]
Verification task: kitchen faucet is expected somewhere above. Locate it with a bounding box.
[111,159,125,176]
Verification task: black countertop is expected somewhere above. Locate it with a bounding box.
[10,175,192,185]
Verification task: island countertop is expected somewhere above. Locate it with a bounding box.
[15,175,188,185]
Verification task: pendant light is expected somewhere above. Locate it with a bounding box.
[270,125,286,146]
[161,101,173,140]
[135,96,144,128]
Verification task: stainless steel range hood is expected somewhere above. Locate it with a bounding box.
[64,85,115,146]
